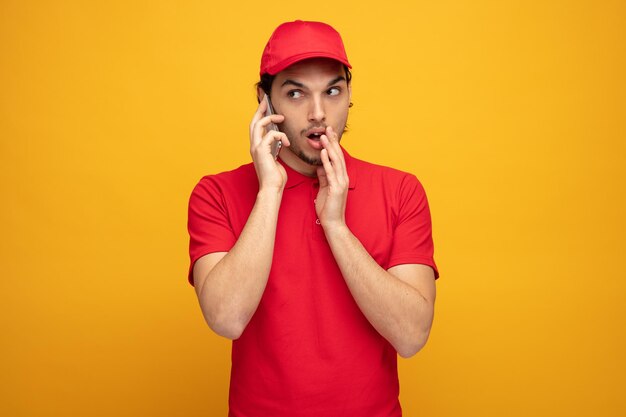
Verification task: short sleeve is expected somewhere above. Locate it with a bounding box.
[388,174,439,278]
[187,176,237,285]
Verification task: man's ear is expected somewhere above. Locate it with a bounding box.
[256,86,266,104]
[348,84,353,107]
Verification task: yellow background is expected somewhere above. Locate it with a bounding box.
[2,1,625,416]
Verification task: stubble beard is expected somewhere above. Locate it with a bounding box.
[284,124,346,167]
[294,145,323,166]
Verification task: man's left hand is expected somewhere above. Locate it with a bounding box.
[315,126,349,229]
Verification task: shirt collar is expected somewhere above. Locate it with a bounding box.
[279,146,357,190]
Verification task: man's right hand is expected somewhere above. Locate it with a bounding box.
[249,98,290,191]
[195,98,289,340]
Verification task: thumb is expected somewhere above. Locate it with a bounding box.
[316,166,328,188]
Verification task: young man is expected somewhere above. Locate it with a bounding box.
[188,20,438,417]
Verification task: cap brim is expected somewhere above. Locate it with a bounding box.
[265,51,352,75]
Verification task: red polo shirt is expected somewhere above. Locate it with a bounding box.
[188,149,438,417]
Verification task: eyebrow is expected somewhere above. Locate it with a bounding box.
[281,79,305,88]
[327,76,347,86]
[281,76,347,89]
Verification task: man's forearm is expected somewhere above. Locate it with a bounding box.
[323,224,435,357]
[195,188,282,339]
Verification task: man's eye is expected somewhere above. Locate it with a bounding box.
[328,87,341,96]
[288,90,303,99]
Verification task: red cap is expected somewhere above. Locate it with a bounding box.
[260,20,351,76]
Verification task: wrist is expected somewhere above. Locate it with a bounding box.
[257,186,284,200]
[321,219,350,238]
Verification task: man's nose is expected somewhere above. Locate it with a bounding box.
[308,96,326,122]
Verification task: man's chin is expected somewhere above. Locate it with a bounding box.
[284,144,321,166]
[297,151,323,166]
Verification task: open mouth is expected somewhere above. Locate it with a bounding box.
[305,130,325,150]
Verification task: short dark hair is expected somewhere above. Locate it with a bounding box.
[256,65,353,103]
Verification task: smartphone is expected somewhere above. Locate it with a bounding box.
[264,94,282,159]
